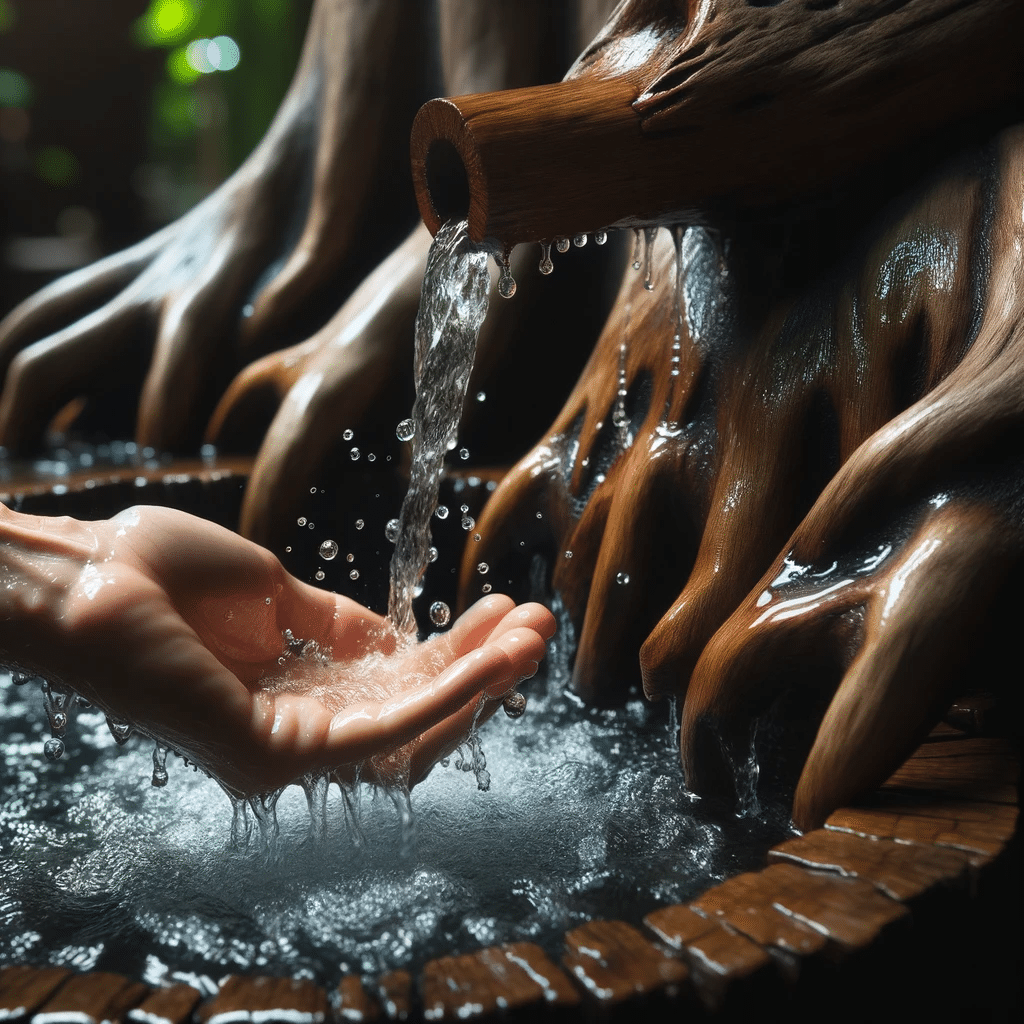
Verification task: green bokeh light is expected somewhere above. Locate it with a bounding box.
[0,0,16,34]
[134,0,198,47]
[167,45,201,84]
[35,146,80,187]
[0,67,31,107]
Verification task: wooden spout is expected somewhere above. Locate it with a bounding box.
[411,77,649,245]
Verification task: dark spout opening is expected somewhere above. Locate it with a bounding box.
[424,139,470,226]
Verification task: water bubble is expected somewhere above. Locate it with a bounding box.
[367,453,376,462]
[350,447,360,461]
[616,571,631,585]
[297,517,307,526]
[459,448,470,461]
[315,569,325,581]
[481,583,492,593]
[44,737,64,761]
[477,562,489,574]
[476,391,486,402]
[435,505,449,520]
[502,691,527,718]
[595,230,608,245]
[385,518,400,543]
[539,242,553,275]
[573,233,587,247]
[396,418,415,442]
[473,533,481,542]
[565,550,573,559]
[285,546,292,552]
[50,712,67,734]
[343,429,354,441]
[319,539,339,560]
[265,596,273,604]
[355,519,364,530]
[462,516,475,531]
[460,504,469,512]
[346,552,354,562]
[536,511,542,519]
[555,237,570,253]
[430,601,451,627]
[308,521,315,529]
[349,569,360,581]
[428,546,438,563]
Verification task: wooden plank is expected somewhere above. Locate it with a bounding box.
[335,977,380,1022]
[32,972,148,1024]
[562,920,688,1006]
[125,985,202,1024]
[882,734,1018,804]
[0,967,70,1023]
[690,870,828,958]
[197,977,327,1024]
[421,942,578,1020]
[370,973,411,1022]
[760,863,909,954]
[769,828,970,901]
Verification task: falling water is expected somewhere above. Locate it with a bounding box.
[387,220,491,633]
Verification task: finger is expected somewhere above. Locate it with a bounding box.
[482,601,557,646]
[0,299,148,450]
[441,594,515,656]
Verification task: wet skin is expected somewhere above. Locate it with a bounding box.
[0,503,555,795]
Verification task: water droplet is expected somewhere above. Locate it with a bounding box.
[476,391,486,402]
[643,227,657,290]
[367,453,376,462]
[106,717,133,745]
[50,711,67,734]
[535,511,543,519]
[265,596,273,604]
[315,569,325,581]
[285,545,292,552]
[573,233,587,247]
[44,737,64,761]
[462,516,475,530]
[310,487,317,494]
[435,505,449,520]
[297,517,307,526]
[459,448,470,461]
[539,242,553,275]
[555,237,570,253]
[428,546,438,563]
[319,539,339,560]
[308,522,315,529]
[350,447,360,461]
[355,519,364,530]
[477,562,489,574]
[473,533,481,542]
[460,504,469,512]
[346,552,354,562]
[502,691,527,718]
[632,228,643,270]
[343,429,354,441]
[430,601,451,627]
[385,518,400,542]
[616,571,630,585]
[11,672,33,686]
[349,569,360,581]
[498,270,516,299]
[565,550,573,559]
[595,230,608,245]
[481,583,492,593]
[396,418,416,442]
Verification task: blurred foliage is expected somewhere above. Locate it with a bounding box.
[134,0,311,186]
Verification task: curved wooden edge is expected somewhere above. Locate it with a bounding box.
[0,469,1018,1021]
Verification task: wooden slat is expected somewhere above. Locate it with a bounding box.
[370,973,411,1022]
[125,985,202,1024]
[769,828,970,901]
[33,972,148,1024]
[0,967,71,1023]
[562,920,688,1005]
[197,977,327,1024]
[335,977,380,1022]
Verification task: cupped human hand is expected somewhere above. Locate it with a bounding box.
[0,503,554,795]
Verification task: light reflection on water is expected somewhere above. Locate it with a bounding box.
[0,665,791,987]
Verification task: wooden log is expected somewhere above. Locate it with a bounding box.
[411,0,1024,246]
[0,967,70,1023]
[32,972,148,1024]
[561,920,689,1007]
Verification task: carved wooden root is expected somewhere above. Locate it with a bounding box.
[463,124,1024,830]
[413,0,1024,246]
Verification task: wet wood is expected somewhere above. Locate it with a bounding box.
[370,973,411,1022]
[760,863,909,956]
[335,977,380,1023]
[643,905,774,1011]
[412,0,1024,245]
[690,870,828,959]
[0,966,70,1022]
[197,977,327,1024]
[32,972,148,1024]
[883,734,1019,805]
[125,985,202,1024]
[561,920,688,1006]
[769,828,970,902]
[421,942,578,1020]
